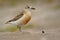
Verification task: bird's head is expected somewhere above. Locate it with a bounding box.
[25,5,36,10]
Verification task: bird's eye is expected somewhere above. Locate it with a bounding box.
[25,6,30,9]
[27,6,30,8]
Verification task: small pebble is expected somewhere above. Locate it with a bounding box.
[42,30,45,33]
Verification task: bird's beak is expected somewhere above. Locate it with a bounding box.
[31,7,36,10]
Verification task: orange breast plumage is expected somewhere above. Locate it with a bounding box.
[18,14,31,25]
[22,14,31,25]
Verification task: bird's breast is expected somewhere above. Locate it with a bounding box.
[17,14,31,25]
[22,15,31,24]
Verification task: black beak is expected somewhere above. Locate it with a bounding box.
[31,8,36,10]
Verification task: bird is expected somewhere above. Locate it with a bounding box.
[5,6,35,32]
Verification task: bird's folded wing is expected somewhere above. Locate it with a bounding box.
[12,12,24,21]
[5,11,24,23]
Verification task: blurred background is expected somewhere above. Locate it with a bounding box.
[0,0,60,40]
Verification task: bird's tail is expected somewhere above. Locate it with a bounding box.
[5,20,12,24]
[5,20,11,24]
[5,21,9,24]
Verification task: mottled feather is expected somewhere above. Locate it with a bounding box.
[6,11,24,24]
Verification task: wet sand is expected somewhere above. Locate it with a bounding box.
[0,0,60,40]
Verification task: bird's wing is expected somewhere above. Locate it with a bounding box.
[5,11,24,24]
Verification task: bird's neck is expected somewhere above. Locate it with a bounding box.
[24,9,31,16]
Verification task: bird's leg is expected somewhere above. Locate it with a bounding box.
[19,26,22,32]
[17,25,22,32]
